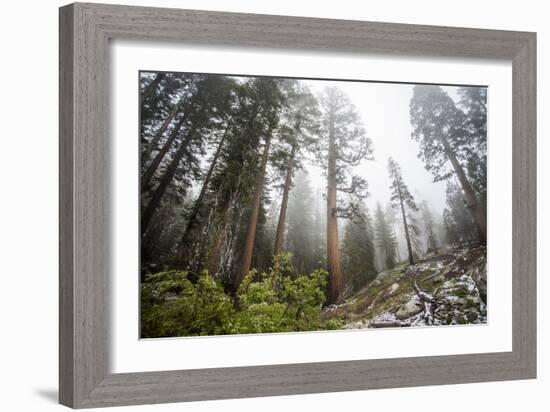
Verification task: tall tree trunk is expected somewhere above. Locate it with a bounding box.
[391,163,414,265]
[326,112,342,305]
[440,136,487,242]
[141,98,186,166]
[177,126,230,262]
[399,197,414,265]
[207,106,261,278]
[141,127,196,236]
[274,144,297,256]
[141,115,187,191]
[237,127,274,288]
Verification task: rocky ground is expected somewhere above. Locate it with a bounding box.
[323,246,487,329]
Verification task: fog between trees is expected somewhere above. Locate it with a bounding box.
[140,72,486,315]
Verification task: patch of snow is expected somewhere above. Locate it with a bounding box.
[388,282,400,294]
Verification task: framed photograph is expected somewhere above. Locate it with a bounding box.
[59,3,536,408]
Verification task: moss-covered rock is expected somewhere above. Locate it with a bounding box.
[325,246,487,329]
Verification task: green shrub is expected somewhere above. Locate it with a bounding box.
[140,253,342,338]
[141,270,234,338]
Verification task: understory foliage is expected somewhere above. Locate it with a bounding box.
[139,72,488,334]
[341,203,377,295]
[141,253,342,338]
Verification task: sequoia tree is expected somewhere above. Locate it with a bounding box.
[410,85,486,242]
[316,87,373,304]
[204,78,274,279]
[237,79,285,288]
[341,202,377,293]
[140,75,235,237]
[458,87,487,209]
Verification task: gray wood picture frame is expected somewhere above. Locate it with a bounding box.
[59,2,536,409]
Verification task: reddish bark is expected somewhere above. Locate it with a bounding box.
[273,144,297,256]
[236,128,274,287]
[326,111,342,305]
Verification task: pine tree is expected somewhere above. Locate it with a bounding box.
[443,209,460,246]
[384,202,402,262]
[285,171,316,274]
[140,74,236,237]
[250,194,275,275]
[388,158,418,265]
[186,77,273,280]
[420,200,438,254]
[312,188,327,271]
[175,123,231,268]
[141,74,225,191]
[443,181,479,246]
[410,85,486,242]
[273,82,320,257]
[140,73,193,168]
[237,78,286,288]
[458,87,487,209]
[374,202,398,269]
[341,203,377,293]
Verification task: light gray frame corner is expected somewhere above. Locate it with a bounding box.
[59,2,536,408]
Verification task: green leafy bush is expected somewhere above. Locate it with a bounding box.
[141,270,234,337]
[140,253,342,338]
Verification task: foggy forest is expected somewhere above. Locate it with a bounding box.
[139,72,487,338]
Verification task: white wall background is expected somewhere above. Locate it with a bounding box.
[0,1,546,411]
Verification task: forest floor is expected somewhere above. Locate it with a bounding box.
[323,246,487,328]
